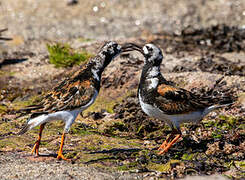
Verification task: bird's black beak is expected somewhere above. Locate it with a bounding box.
[121,43,143,53]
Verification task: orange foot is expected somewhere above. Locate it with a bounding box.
[31,140,40,156]
[158,134,181,155]
[56,132,70,161]
[57,152,69,161]
[31,123,46,156]
[158,140,168,151]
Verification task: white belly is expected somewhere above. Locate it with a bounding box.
[138,93,204,128]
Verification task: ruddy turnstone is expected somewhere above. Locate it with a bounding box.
[15,41,122,160]
[122,43,234,154]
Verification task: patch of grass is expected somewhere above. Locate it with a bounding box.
[47,43,92,68]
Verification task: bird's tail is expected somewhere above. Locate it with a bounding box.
[16,123,32,135]
[203,102,234,115]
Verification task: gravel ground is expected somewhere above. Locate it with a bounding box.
[0,152,229,180]
[0,152,143,180]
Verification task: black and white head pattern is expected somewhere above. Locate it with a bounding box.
[101,41,122,59]
[142,44,163,66]
[91,41,122,81]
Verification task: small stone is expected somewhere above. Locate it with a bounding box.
[144,140,151,145]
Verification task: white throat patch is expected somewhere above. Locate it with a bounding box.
[148,66,159,77]
[92,69,100,81]
[148,78,159,89]
[143,46,149,55]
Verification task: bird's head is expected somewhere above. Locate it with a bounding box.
[96,41,122,68]
[122,43,163,66]
[100,41,122,59]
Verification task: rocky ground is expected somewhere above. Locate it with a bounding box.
[0,0,245,179]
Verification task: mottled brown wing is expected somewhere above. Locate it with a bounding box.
[156,84,209,114]
[42,78,96,112]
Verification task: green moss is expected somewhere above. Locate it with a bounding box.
[235,161,245,171]
[0,105,7,113]
[217,115,239,130]
[0,70,15,76]
[204,116,239,132]
[203,119,215,128]
[182,153,194,161]
[70,127,93,136]
[117,161,138,171]
[47,43,92,68]
[65,151,78,159]
[238,124,245,130]
[148,160,180,172]
[212,130,223,139]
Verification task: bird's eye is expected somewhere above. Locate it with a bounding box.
[112,44,117,48]
[147,46,153,52]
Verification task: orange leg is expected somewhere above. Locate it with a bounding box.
[158,134,181,155]
[31,123,46,156]
[158,132,176,151]
[57,132,68,160]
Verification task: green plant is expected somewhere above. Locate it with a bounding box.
[47,43,92,67]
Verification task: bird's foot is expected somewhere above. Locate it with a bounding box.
[57,152,69,161]
[56,132,69,161]
[157,134,181,155]
[157,140,167,151]
[31,141,40,156]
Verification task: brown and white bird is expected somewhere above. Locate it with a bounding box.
[12,41,122,160]
[122,43,234,154]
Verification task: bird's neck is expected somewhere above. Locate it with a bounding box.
[89,52,110,81]
[138,64,167,94]
[146,65,161,78]
[140,64,161,83]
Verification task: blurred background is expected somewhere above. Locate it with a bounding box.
[1,0,245,41]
